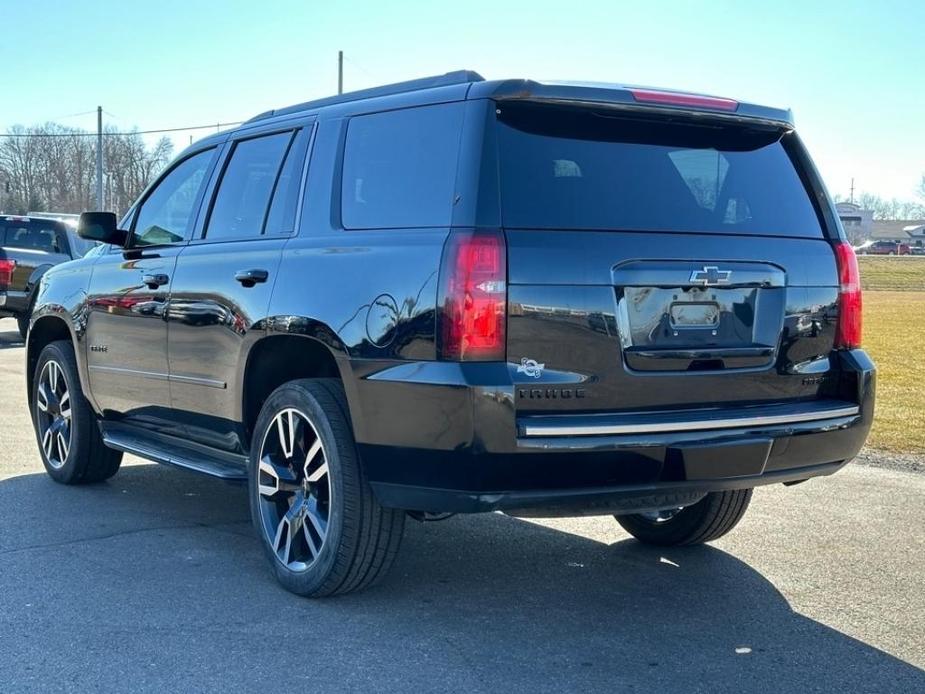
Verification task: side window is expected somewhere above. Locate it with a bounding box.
[133,149,214,247]
[341,102,464,229]
[264,128,310,235]
[205,132,292,240]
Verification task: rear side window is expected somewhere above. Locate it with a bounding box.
[206,131,293,240]
[496,103,824,237]
[1,220,67,253]
[264,128,310,235]
[341,103,464,229]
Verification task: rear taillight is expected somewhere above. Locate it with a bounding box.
[834,241,862,349]
[0,259,15,286]
[437,229,507,361]
[629,88,738,112]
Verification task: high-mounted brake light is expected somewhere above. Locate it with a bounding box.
[0,259,15,286]
[629,88,738,112]
[438,229,507,361]
[833,241,862,349]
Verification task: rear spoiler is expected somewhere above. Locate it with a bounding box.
[468,79,794,129]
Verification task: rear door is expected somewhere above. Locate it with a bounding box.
[167,124,312,453]
[494,102,841,415]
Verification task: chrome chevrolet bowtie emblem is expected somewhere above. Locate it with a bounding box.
[689,266,732,286]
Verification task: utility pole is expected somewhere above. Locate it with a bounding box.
[96,106,104,210]
[849,177,855,205]
[338,50,343,95]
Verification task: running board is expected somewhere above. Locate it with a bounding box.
[100,423,248,481]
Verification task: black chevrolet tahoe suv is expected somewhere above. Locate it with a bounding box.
[1,216,97,338]
[26,72,875,597]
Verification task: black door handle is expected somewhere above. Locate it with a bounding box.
[235,269,269,287]
[142,273,169,289]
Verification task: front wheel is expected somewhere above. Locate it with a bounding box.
[32,340,122,484]
[614,488,753,546]
[249,379,405,597]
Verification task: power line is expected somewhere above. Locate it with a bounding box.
[0,121,244,138]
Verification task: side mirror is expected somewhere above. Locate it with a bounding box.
[77,212,127,246]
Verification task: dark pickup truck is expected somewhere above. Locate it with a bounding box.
[0,216,97,337]
[26,72,875,597]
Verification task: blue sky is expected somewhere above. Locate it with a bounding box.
[2,0,922,200]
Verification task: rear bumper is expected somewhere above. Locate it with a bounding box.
[350,350,875,514]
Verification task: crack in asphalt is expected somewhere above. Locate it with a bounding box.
[0,520,252,556]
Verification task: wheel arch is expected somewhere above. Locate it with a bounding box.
[26,314,79,410]
[241,331,357,448]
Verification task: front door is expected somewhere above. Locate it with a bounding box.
[85,147,218,427]
[167,125,311,453]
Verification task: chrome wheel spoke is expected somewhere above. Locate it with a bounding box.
[37,384,49,413]
[48,361,59,392]
[276,410,297,460]
[302,438,323,479]
[56,429,70,462]
[305,498,328,544]
[273,500,304,565]
[41,427,54,458]
[303,521,322,558]
[59,390,71,419]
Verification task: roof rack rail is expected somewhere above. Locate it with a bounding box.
[245,70,485,124]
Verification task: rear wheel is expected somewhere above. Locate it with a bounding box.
[249,378,405,597]
[614,488,753,546]
[32,340,122,484]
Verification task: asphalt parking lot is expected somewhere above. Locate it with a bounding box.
[0,317,923,693]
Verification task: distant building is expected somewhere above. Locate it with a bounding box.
[870,220,925,247]
[835,202,873,240]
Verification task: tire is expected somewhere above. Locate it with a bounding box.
[17,315,29,339]
[249,378,405,597]
[614,488,753,546]
[32,340,122,484]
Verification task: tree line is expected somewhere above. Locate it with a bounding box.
[833,177,925,222]
[0,123,173,218]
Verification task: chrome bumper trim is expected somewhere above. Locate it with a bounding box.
[522,406,861,437]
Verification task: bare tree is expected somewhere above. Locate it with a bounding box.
[835,191,925,221]
[0,123,173,217]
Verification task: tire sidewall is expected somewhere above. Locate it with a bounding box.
[248,382,350,595]
[33,342,86,484]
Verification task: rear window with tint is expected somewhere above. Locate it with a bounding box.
[1,220,68,253]
[341,103,464,229]
[496,103,824,237]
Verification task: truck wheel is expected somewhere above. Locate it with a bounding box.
[249,378,405,597]
[17,315,29,339]
[32,340,122,484]
[614,489,753,546]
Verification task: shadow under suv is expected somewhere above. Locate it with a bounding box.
[26,71,875,597]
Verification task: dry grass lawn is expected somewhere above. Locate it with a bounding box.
[858,256,925,291]
[862,291,925,454]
